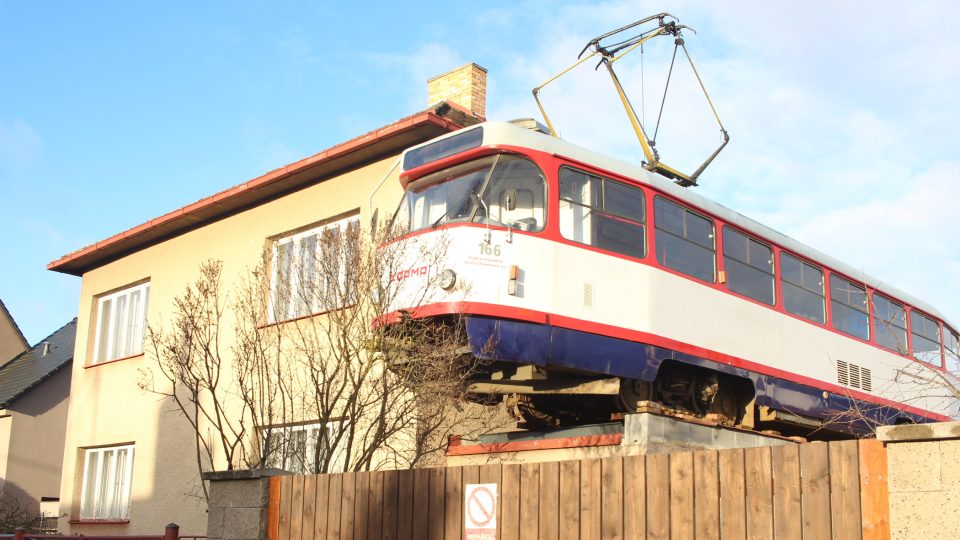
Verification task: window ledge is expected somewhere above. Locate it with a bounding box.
[69,518,131,525]
[84,353,144,369]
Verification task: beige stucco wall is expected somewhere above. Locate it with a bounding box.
[0,312,27,366]
[882,423,960,540]
[0,366,72,515]
[58,155,405,535]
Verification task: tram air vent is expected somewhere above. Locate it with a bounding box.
[837,360,872,392]
[583,283,594,308]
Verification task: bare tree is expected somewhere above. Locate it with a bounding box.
[142,220,507,498]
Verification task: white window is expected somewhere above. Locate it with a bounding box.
[93,283,149,363]
[269,216,360,322]
[262,421,347,474]
[79,445,135,520]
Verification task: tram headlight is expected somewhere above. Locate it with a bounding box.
[439,269,457,291]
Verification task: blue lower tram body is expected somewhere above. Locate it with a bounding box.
[464,316,930,431]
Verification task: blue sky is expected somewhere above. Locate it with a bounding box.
[2,1,959,343]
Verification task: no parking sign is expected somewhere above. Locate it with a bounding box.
[464,483,497,540]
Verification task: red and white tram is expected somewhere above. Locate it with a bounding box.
[385,120,958,435]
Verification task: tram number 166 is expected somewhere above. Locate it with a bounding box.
[478,243,502,257]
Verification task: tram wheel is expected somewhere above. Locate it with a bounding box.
[617,378,653,412]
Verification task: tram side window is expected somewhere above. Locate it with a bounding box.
[911,311,942,367]
[872,293,908,353]
[830,275,870,340]
[654,197,715,283]
[780,253,825,324]
[722,227,774,305]
[558,167,646,259]
[945,329,960,373]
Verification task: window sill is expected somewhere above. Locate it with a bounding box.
[84,353,144,369]
[69,518,130,525]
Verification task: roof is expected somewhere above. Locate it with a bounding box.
[0,318,75,408]
[403,121,957,330]
[0,299,29,357]
[48,102,480,276]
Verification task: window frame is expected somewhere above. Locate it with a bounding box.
[92,282,150,365]
[78,444,135,521]
[871,292,909,354]
[262,420,348,474]
[778,251,826,325]
[558,166,647,260]
[268,215,361,324]
[721,226,775,306]
[910,309,943,367]
[829,274,870,341]
[653,196,717,283]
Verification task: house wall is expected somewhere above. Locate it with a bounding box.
[58,155,405,535]
[0,313,27,366]
[1,366,72,515]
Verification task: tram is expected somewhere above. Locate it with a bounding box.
[383,120,959,435]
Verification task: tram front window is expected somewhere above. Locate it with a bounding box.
[400,155,546,233]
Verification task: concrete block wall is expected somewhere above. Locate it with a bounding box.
[878,422,960,540]
[427,63,487,118]
[203,470,287,540]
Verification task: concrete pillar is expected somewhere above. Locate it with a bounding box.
[203,469,289,540]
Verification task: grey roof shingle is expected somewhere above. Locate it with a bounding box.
[0,319,75,407]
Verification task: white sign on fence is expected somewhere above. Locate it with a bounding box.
[464,483,497,540]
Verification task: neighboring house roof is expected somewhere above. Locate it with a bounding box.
[47,102,479,276]
[0,318,76,408]
[0,298,29,354]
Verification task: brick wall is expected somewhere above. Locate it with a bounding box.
[427,63,487,118]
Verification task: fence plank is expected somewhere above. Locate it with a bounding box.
[580,458,602,540]
[411,469,430,540]
[314,474,330,540]
[479,464,503,540]
[519,462,540,540]
[538,461,560,540]
[559,460,581,540]
[670,452,694,540]
[502,463,521,540]
[744,446,773,540]
[383,470,400,540]
[370,471,385,540]
[340,472,356,540]
[830,440,862,540]
[624,455,646,540]
[327,473,344,540]
[859,439,891,540]
[429,467,446,540]
[719,448,746,540]
[771,445,802,540]
[693,450,719,540]
[290,475,304,540]
[463,464,480,486]
[268,477,282,540]
[354,471,369,540]
[444,466,463,540]
[602,456,624,540]
[647,452,670,540]
[799,442,831,539]
[278,476,293,540]
[302,475,317,540]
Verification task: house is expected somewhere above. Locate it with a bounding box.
[47,64,487,534]
[0,316,75,532]
[0,300,29,366]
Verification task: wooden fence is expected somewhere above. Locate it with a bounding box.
[267,439,889,540]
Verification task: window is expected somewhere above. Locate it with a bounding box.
[270,216,360,323]
[911,311,942,367]
[400,155,546,234]
[945,328,959,373]
[93,283,149,364]
[780,253,825,324]
[722,227,774,305]
[559,167,646,259]
[872,293,907,353]
[830,275,869,340]
[262,421,347,474]
[79,445,134,520]
[654,197,715,282]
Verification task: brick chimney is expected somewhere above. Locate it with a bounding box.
[427,63,487,119]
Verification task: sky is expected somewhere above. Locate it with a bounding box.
[1,1,958,344]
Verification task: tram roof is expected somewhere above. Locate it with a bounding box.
[402,121,956,329]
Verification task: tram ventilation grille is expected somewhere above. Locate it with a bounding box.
[837,360,872,392]
[583,283,594,308]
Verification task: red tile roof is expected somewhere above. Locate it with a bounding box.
[48,105,475,276]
